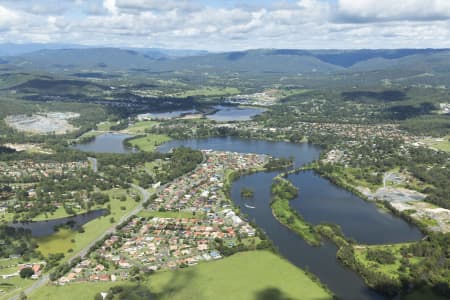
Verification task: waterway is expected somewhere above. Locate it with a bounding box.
[9,209,107,237]
[75,135,423,299]
[137,109,198,120]
[72,133,135,154]
[206,105,266,122]
[159,137,423,300]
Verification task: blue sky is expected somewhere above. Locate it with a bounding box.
[0,0,449,50]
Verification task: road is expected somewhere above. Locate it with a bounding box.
[88,157,98,173]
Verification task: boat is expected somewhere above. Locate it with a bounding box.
[244,204,256,209]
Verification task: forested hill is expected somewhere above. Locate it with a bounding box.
[2,47,450,74]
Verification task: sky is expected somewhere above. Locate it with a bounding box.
[0,0,450,51]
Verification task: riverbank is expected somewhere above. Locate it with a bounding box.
[271,177,322,246]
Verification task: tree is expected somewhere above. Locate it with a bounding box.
[93,293,103,300]
[19,267,34,278]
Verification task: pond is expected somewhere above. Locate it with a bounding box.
[137,109,198,120]
[72,133,135,153]
[159,137,423,300]
[9,209,107,237]
[206,105,266,122]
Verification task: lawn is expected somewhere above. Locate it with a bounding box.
[174,87,240,98]
[96,121,118,131]
[30,251,332,300]
[35,189,140,259]
[0,276,35,300]
[127,134,171,152]
[126,120,159,134]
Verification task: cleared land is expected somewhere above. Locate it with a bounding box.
[30,251,331,300]
[173,87,240,98]
[5,112,79,134]
[423,136,450,153]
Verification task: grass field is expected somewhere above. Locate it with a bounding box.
[174,87,240,98]
[127,134,171,152]
[353,243,423,280]
[0,276,35,300]
[126,120,158,134]
[35,189,140,258]
[32,206,88,221]
[423,136,450,153]
[30,251,332,300]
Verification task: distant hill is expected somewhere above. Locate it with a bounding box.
[5,48,160,70]
[0,43,207,58]
[0,43,90,56]
[2,46,450,75]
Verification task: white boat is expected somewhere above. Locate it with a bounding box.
[244,204,256,209]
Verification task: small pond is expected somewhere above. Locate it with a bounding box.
[9,209,108,237]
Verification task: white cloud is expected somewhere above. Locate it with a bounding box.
[337,0,450,22]
[103,0,117,15]
[0,0,450,50]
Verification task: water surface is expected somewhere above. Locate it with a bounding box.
[206,105,266,122]
[9,209,107,237]
[73,133,135,153]
[138,109,198,120]
[159,137,423,300]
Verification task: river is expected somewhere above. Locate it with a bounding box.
[159,137,422,300]
[75,135,423,299]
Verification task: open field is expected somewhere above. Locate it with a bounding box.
[127,134,171,152]
[30,251,332,300]
[125,120,158,134]
[423,136,450,153]
[35,189,140,258]
[0,276,35,300]
[173,87,240,98]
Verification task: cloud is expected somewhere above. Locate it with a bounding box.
[336,0,450,23]
[115,0,201,13]
[0,5,19,31]
[0,0,74,15]
[0,0,449,50]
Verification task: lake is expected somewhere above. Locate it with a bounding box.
[138,109,198,120]
[72,133,135,153]
[206,105,266,122]
[9,209,107,237]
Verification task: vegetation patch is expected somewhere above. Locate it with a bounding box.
[126,134,171,152]
[270,177,322,246]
